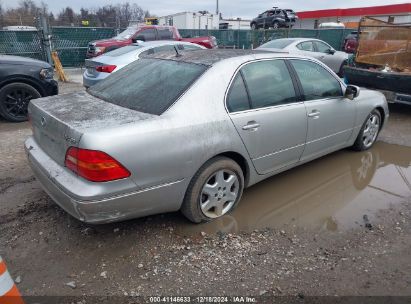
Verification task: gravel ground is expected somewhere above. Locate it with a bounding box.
[0,81,410,300]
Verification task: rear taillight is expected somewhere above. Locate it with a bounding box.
[96,65,117,73]
[65,147,130,182]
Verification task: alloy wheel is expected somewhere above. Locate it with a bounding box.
[3,88,32,119]
[200,169,240,218]
[362,114,380,148]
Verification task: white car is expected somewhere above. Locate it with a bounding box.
[257,38,349,76]
[83,41,205,87]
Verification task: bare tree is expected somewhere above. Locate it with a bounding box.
[0,0,4,28]
[1,1,151,28]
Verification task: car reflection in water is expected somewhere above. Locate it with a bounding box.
[177,142,411,235]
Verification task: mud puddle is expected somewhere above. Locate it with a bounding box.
[178,141,411,235]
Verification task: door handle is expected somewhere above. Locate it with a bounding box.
[308,111,320,118]
[242,122,260,130]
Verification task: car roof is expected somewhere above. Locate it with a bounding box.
[146,49,290,66]
[268,38,329,44]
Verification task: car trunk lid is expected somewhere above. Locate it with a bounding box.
[84,59,106,77]
[29,91,155,166]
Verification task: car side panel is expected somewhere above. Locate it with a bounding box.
[230,104,307,174]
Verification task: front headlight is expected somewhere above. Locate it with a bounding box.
[40,68,54,79]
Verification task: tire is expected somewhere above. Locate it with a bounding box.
[351,109,382,151]
[251,23,257,30]
[0,82,41,122]
[272,21,279,29]
[181,156,245,223]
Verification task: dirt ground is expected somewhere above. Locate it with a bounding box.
[0,81,410,300]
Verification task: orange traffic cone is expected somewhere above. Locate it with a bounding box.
[0,257,24,304]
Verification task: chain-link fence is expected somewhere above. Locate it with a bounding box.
[0,30,46,61]
[0,27,352,67]
[51,27,116,67]
[179,28,353,51]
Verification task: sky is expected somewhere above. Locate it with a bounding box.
[1,0,409,19]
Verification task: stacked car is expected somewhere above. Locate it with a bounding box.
[250,8,298,29]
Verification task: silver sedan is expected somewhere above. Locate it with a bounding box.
[26,50,388,224]
[83,41,205,88]
[257,38,350,75]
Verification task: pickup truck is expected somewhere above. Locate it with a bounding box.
[87,25,217,58]
[344,17,411,106]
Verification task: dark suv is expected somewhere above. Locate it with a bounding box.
[251,8,298,29]
[0,55,58,122]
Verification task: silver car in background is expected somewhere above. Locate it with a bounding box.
[83,41,205,87]
[257,38,349,75]
[26,50,388,224]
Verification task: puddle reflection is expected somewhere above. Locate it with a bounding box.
[177,142,411,235]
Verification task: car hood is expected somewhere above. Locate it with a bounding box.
[0,55,50,68]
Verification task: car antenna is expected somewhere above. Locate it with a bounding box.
[174,45,182,57]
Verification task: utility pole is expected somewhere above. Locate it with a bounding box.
[37,13,52,65]
[216,0,219,15]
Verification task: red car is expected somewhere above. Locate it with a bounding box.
[87,25,218,58]
[344,31,358,54]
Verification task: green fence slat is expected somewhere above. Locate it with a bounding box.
[51,27,116,67]
[1,28,350,67]
[0,30,45,61]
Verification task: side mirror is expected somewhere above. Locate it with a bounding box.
[327,48,336,55]
[345,85,360,100]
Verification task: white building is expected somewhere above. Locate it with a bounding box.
[219,19,252,30]
[158,12,220,30]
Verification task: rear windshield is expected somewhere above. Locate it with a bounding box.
[104,45,143,57]
[88,58,207,115]
[259,39,294,49]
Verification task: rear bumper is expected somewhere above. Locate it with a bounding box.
[82,70,108,88]
[25,137,186,224]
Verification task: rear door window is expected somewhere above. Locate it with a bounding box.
[88,59,207,115]
[240,60,297,109]
[137,29,157,41]
[226,73,250,112]
[158,29,173,39]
